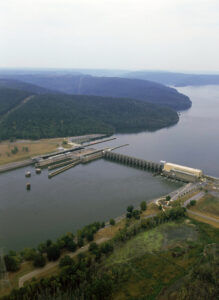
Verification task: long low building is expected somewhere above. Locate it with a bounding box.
[163,162,203,182]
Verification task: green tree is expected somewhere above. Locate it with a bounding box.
[127,205,134,213]
[21,248,37,261]
[33,254,46,268]
[67,240,77,252]
[140,201,147,211]
[86,231,94,241]
[166,195,171,201]
[190,200,196,206]
[59,255,74,268]
[4,255,20,272]
[77,236,84,248]
[126,212,132,219]
[89,242,99,254]
[110,218,115,226]
[132,209,140,220]
[46,244,60,261]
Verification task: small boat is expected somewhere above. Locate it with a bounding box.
[26,183,31,190]
[35,168,41,174]
[25,171,31,177]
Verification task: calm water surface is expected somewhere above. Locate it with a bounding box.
[103,85,219,177]
[0,85,219,251]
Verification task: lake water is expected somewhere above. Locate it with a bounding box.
[0,85,219,251]
[102,85,219,177]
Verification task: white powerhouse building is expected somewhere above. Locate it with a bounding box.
[163,162,203,182]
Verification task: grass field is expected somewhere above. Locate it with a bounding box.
[190,193,219,220]
[0,262,34,298]
[104,219,219,300]
[106,221,198,266]
[0,138,67,165]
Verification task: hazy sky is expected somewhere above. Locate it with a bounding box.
[1,0,219,72]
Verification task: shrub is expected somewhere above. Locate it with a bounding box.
[21,248,37,261]
[166,195,171,201]
[132,209,140,219]
[190,200,196,206]
[140,201,147,211]
[127,205,134,213]
[77,237,84,248]
[67,240,77,252]
[59,255,74,268]
[110,218,115,226]
[46,244,60,261]
[86,231,94,242]
[4,255,20,272]
[33,254,46,268]
[126,212,132,219]
[100,242,114,254]
[89,242,98,254]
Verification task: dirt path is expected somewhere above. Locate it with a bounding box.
[18,237,109,288]
[0,95,35,124]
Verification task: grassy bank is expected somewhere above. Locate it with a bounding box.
[189,193,219,220]
[0,138,66,165]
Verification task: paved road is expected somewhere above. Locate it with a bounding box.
[19,237,109,288]
[183,191,205,207]
[187,210,219,223]
[169,182,205,202]
[0,159,34,173]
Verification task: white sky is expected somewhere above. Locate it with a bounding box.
[0,0,219,72]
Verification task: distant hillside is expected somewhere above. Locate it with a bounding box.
[0,74,191,110]
[122,71,219,87]
[0,78,58,94]
[0,90,179,140]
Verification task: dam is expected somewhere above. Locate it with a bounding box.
[31,141,205,183]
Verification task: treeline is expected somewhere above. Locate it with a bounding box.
[114,206,186,243]
[2,207,186,300]
[3,221,105,273]
[0,92,179,140]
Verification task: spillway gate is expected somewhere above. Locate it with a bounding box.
[104,151,162,173]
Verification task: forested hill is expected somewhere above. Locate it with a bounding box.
[0,78,58,94]
[0,74,191,110]
[0,90,179,140]
[122,71,219,87]
[0,87,31,117]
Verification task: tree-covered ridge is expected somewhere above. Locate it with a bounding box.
[0,78,58,94]
[0,92,179,140]
[0,74,192,110]
[0,87,31,117]
[123,71,219,87]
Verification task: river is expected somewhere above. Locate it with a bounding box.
[0,85,218,251]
